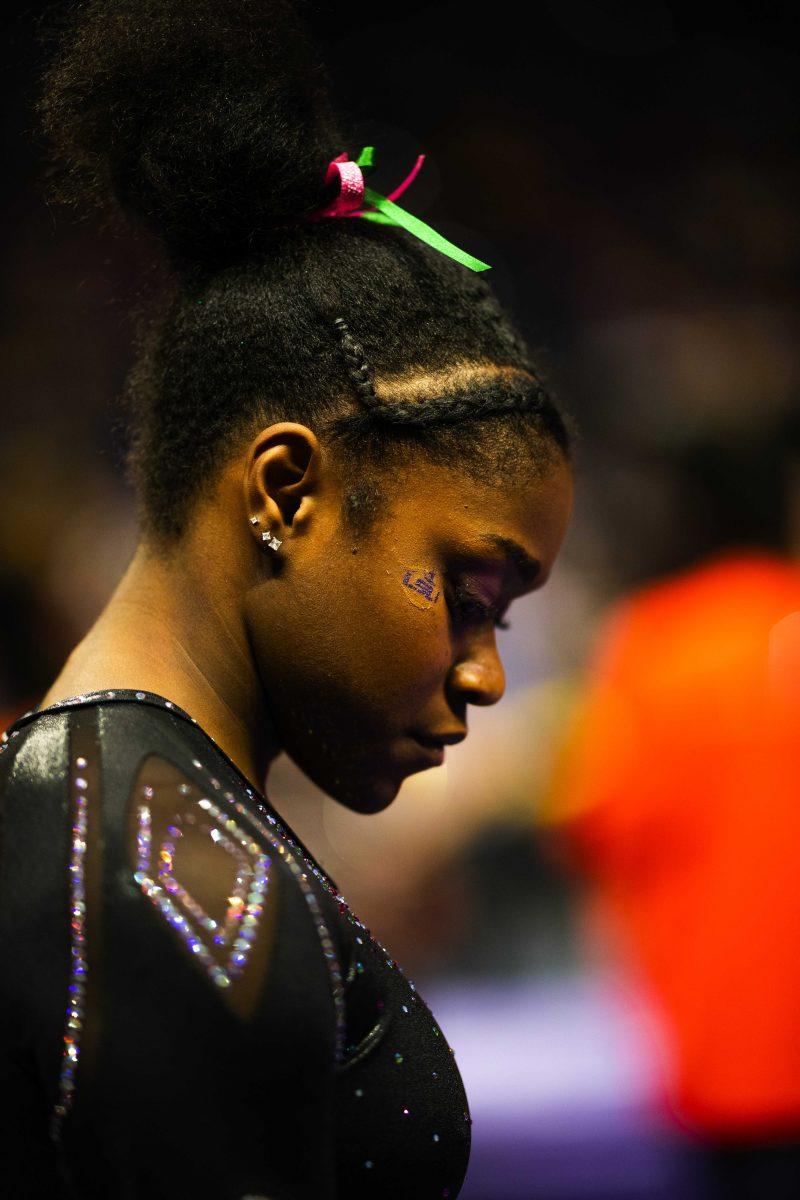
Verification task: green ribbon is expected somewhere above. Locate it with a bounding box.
[353,146,491,273]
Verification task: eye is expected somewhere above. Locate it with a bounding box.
[446,581,512,631]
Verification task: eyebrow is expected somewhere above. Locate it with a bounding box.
[476,534,542,585]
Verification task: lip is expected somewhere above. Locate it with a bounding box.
[414,730,468,748]
[410,737,447,766]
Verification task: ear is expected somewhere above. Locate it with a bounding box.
[241,422,323,544]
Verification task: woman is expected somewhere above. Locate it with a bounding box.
[0,1,574,1197]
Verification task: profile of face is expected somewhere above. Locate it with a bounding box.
[240,423,573,814]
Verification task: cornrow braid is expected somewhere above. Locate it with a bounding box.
[333,315,556,430]
[333,316,380,411]
[389,375,555,428]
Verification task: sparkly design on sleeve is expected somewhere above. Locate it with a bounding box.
[50,754,90,1143]
[133,791,271,991]
[224,796,347,1065]
[176,756,367,1066]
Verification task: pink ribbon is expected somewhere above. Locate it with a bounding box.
[310,153,365,219]
[384,153,425,203]
[308,151,426,221]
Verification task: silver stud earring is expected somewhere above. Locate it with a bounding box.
[249,515,281,551]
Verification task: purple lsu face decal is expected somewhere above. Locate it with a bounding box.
[401,566,441,611]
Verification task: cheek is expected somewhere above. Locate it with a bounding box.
[392,563,452,664]
[247,557,452,719]
[346,564,454,724]
[339,560,455,709]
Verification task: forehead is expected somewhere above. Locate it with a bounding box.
[393,456,573,577]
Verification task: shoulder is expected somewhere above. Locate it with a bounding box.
[0,693,172,806]
[1,709,346,1190]
[1,710,73,873]
[1,706,71,792]
[123,755,345,1041]
[1,697,346,1038]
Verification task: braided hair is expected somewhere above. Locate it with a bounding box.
[37,0,577,549]
[332,317,379,410]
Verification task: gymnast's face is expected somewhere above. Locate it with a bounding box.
[241,424,573,813]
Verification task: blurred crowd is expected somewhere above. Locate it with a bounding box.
[3,3,799,1197]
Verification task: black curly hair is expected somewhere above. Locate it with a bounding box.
[37,0,577,550]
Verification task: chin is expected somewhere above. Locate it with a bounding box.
[287,743,409,815]
[327,776,400,816]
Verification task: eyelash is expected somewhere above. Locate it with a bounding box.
[447,582,512,630]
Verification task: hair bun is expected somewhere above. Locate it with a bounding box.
[38,0,343,268]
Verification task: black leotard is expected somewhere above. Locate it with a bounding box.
[0,689,471,1199]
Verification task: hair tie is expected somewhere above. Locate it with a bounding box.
[307,146,491,273]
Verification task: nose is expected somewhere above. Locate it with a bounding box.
[448,639,506,707]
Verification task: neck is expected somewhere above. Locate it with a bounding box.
[43,540,280,794]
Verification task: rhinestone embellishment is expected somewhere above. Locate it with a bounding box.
[221,794,347,1064]
[133,794,271,990]
[51,756,90,1141]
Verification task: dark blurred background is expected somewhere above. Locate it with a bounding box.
[3,3,799,1197]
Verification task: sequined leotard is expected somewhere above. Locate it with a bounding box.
[0,689,471,1200]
